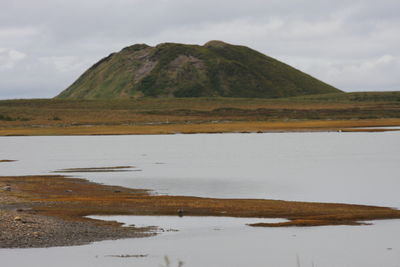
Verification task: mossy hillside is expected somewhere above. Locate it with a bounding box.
[57,41,342,99]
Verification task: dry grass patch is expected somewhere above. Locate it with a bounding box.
[2,175,400,227]
[1,97,400,136]
[1,119,400,136]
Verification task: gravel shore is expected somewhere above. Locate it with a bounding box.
[0,183,154,248]
[2,174,400,248]
[0,209,154,248]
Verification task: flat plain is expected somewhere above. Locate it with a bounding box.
[1,92,400,135]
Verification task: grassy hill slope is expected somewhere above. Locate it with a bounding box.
[56,41,342,99]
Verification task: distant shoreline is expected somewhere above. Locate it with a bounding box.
[1,119,400,136]
[1,94,400,136]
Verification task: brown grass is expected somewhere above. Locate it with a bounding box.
[2,175,400,227]
[1,119,400,136]
[1,97,400,135]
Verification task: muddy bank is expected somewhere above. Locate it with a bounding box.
[1,175,400,248]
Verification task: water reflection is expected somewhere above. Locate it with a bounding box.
[1,132,399,266]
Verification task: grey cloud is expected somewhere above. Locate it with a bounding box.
[0,0,399,99]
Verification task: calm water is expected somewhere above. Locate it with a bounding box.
[1,132,400,266]
[1,217,400,267]
[1,132,399,207]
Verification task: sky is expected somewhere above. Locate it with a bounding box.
[0,0,399,99]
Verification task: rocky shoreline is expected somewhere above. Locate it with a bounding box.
[2,175,400,249]
[0,209,153,248]
[0,180,154,248]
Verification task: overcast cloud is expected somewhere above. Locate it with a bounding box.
[0,0,399,99]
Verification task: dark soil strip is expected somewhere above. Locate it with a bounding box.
[52,166,136,173]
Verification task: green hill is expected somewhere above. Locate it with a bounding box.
[56,41,342,99]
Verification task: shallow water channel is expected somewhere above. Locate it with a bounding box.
[1,132,400,266]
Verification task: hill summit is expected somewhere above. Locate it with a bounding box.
[56,41,342,99]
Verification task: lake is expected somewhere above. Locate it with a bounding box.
[1,132,399,266]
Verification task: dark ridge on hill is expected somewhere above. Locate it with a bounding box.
[56,41,342,99]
